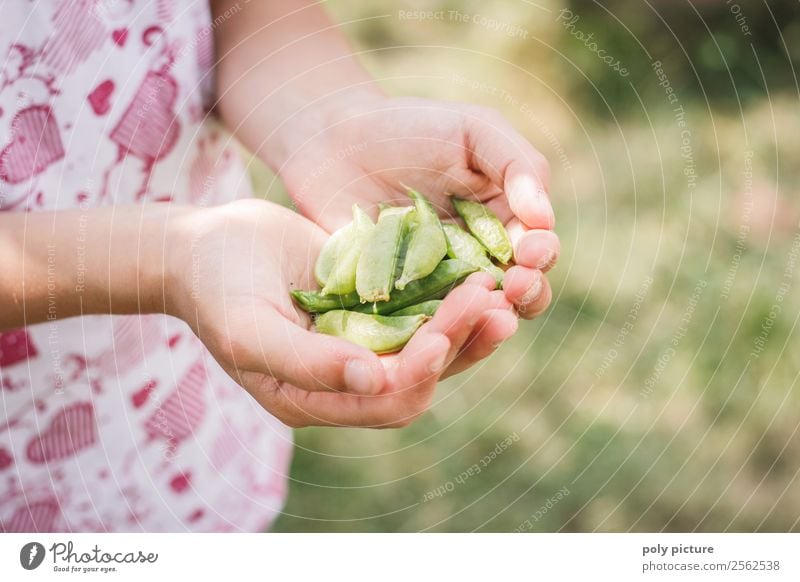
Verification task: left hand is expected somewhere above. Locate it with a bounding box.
[275,94,559,324]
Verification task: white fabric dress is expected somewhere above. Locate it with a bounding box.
[0,0,293,532]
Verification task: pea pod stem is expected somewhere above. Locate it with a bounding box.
[291,289,361,313]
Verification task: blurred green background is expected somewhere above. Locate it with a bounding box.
[254,0,800,532]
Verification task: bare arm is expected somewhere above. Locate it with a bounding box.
[212,0,382,170]
[0,205,188,330]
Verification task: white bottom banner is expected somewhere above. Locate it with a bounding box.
[1,533,798,581]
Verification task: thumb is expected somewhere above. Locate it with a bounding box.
[224,306,386,395]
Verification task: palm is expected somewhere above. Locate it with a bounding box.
[281,97,526,232]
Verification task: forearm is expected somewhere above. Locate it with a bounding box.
[0,204,190,330]
[212,0,382,170]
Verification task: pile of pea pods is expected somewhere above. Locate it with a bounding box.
[291,187,513,354]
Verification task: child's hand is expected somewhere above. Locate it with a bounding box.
[275,95,558,321]
[168,199,517,427]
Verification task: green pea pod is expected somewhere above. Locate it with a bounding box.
[315,310,427,354]
[314,224,350,287]
[452,198,513,264]
[395,188,448,290]
[290,289,361,313]
[356,206,413,302]
[390,300,442,317]
[353,259,478,315]
[321,205,374,296]
[391,206,416,284]
[443,223,505,287]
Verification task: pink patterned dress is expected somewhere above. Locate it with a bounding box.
[0,1,293,532]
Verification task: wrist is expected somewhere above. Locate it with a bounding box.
[261,87,386,173]
[153,204,205,322]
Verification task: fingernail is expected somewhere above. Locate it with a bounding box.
[519,275,543,306]
[428,350,448,374]
[344,359,378,395]
[536,250,556,270]
[534,188,555,228]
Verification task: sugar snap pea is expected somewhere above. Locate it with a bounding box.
[315,225,349,287]
[356,206,413,303]
[452,198,513,264]
[392,216,413,283]
[390,300,442,317]
[443,223,505,287]
[291,289,361,314]
[353,259,478,315]
[395,188,448,290]
[315,310,427,354]
[321,205,374,296]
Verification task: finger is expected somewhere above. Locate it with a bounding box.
[517,275,552,320]
[379,330,452,425]
[488,289,514,311]
[422,282,493,364]
[236,284,495,428]
[506,220,560,271]
[502,266,549,319]
[442,308,518,378]
[228,307,385,395]
[506,160,555,230]
[245,332,451,428]
[465,110,554,230]
[465,270,499,290]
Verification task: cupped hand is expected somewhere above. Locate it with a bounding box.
[276,95,559,321]
[167,199,517,427]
